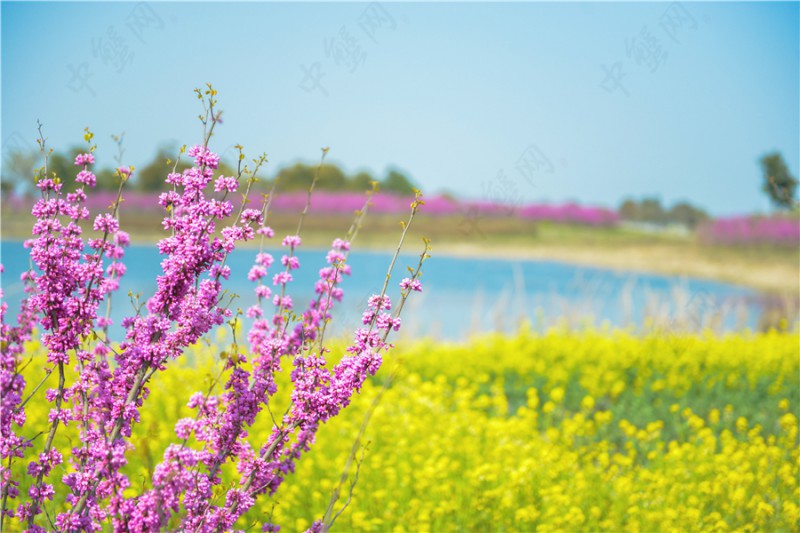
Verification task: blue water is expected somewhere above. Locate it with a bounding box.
[0,240,760,340]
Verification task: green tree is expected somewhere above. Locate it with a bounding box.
[382,168,416,195]
[639,197,665,225]
[94,168,122,191]
[350,171,376,192]
[135,146,192,191]
[47,148,82,187]
[274,163,316,191]
[274,162,350,191]
[1,148,38,196]
[668,201,709,228]
[618,199,640,221]
[318,164,347,189]
[760,152,798,210]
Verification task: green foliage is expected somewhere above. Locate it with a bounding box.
[619,197,709,228]
[1,149,38,196]
[44,148,79,189]
[640,198,666,224]
[271,163,416,195]
[93,168,122,191]
[667,201,710,228]
[135,146,190,191]
[273,162,347,191]
[382,168,416,195]
[760,152,798,210]
[351,171,375,192]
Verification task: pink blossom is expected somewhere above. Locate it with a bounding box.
[76,170,96,187]
[74,153,95,166]
[214,175,238,192]
[282,235,301,248]
[400,277,423,292]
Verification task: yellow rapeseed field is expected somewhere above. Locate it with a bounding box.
[12,328,800,532]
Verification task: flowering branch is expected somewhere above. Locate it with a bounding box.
[5,85,426,533]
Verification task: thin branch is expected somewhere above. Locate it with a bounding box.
[329,442,370,530]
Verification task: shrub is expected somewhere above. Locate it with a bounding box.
[0,85,428,532]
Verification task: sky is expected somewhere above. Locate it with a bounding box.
[1,1,798,216]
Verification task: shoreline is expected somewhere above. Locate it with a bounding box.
[431,242,798,295]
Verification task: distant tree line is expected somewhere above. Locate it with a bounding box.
[1,144,417,196]
[6,143,795,214]
[269,162,416,195]
[618,197,709,228]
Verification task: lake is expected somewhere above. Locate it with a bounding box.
[0,240,765,340]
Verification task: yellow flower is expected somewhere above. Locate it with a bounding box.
[550,387,565,404]
[581,395,595,411]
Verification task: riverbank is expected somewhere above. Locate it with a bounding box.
[434,241,799,295]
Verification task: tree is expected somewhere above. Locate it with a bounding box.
[47,148,82,189]
[135,146,193,191]
[1,148,38,197]
[318,163,347,189]
[639,197,666,225]
[262,163,418,195]
[619,197,709,227]
[274,162,316,191]
[618,199,640,221]
[274,163,358,192]
[382,168,416,195]
[668,201,709,228]
[94,168,122,191]
[350,171,375,192]
[760,152,798,210]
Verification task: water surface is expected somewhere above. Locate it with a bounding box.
[0,240,761,340]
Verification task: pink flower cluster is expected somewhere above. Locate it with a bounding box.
[0,265,37,527]
[698,215,800,246]
[6,145,133,532]
[5,191,621,227]
[0,93,426,532]
[517,203,619,226]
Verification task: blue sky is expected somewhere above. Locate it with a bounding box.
[2,1,798,216]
